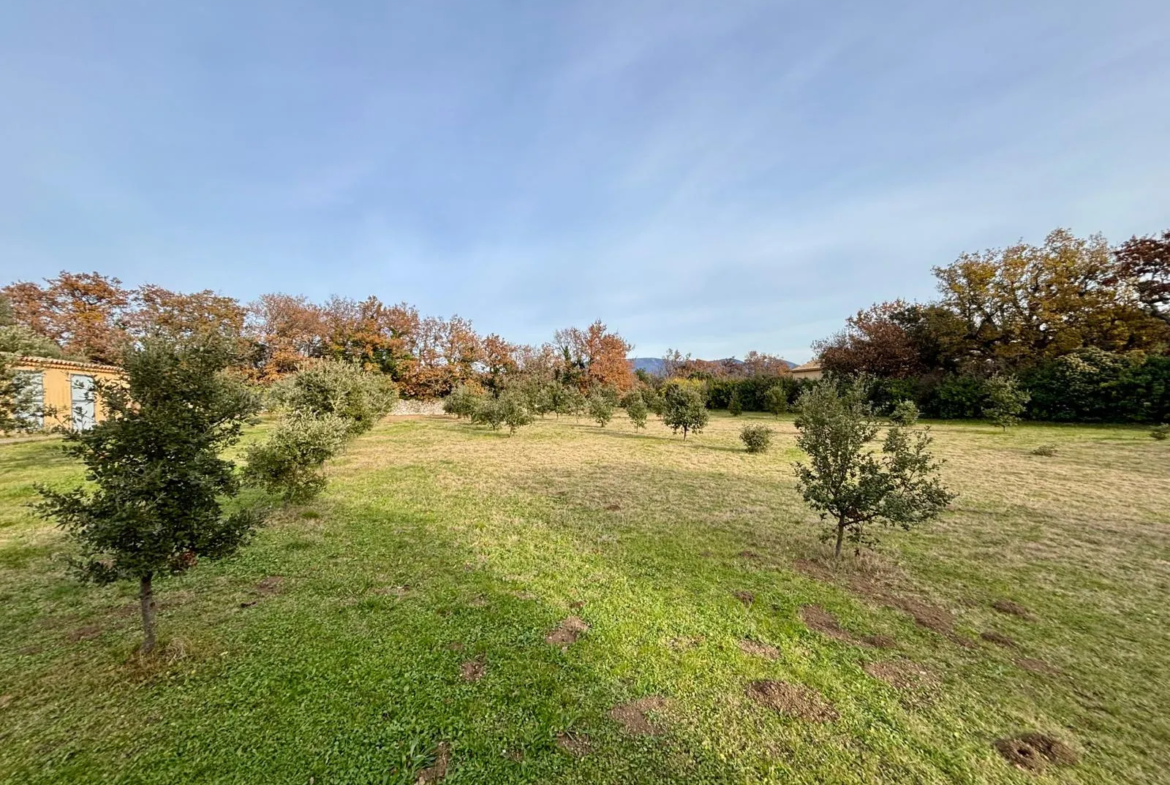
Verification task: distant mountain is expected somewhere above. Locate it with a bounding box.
[630,357,666,375]
[628,357,795,376]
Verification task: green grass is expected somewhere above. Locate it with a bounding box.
[1,413,1168,784]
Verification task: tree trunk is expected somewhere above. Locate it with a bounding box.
[139,573,157,654]
[834,524,845,559]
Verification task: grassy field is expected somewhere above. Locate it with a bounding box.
[1,412,1168,784]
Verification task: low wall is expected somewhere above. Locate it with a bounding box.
[390,399,445,416]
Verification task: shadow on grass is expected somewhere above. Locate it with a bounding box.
[0,484,750,785]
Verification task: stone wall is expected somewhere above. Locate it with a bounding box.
[390,399,446,416]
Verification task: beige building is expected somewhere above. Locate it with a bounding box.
[790,360,824,380]
[11,356,123,431]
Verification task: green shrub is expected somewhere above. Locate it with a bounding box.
[625,396,648,429]
[728,390,743,416]
[740,424,773,453]
[471,397,506,430]
[661,381,709,439]
[275,360,396,436]
[1031,444,1058,457]
[764,385,788,417]
[243,412,349,502]
[889,399,919,426]
[984,374,1029,430]
[442,384,480,418]
[499,390,533,434]
[588,390,615,427]
[794,380,954,558]
[1152,424,1169,441]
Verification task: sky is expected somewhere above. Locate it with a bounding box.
[2,1,1169,362]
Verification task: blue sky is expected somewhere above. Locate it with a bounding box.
[3,1,1168,362]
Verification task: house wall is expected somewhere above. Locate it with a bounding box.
[12,358,123,430]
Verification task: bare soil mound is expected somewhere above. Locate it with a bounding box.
[609,696,669,735]
[992,599,1036,621]
[460,659,486,682]
[745,681,837,722]
[546,616,589,647]
[556,732,591,757]
[416,742,451,784]
[994,733,1077,773]
[737,638,780,659]
[864,660,936,691]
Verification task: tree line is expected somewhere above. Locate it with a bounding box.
[0,273,638,399]
[813,228,1170,423]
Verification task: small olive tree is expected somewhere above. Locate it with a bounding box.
[740,424,773,453]
[243,412,349,503]
[443,384,481,419]
[499,389,534,434]
[889,399,919,426]
[661,382,709,439]
[983,374,1029,430]
[272,359,396,436]
[764,385,788,418]
[625,395,649,429]
[37,338,265,653]
[588,389,616,427]
[794,381,954,559]
[728,389,744,416]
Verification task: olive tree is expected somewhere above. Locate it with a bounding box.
[661,382,709,439]
[442,384,481,419]
[794,381,954,559]
[764,385,788,418]
[625,395,649,429]
[271,359,396,436]
[983,374,1029,431]
[242,411,349,503]
[588,389,616,427]
[37,338,265,653]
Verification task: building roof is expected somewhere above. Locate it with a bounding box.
[15,355,123,374]
[790,360,822,373]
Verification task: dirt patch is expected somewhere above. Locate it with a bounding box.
[994,733,1077,773]
[889,597,954,636]
[569,600,585,609]
[732,590,755,608]
[1016,657,1061,676]
[793,559,834,582]
[255,576,284,595]
[861,634,897,649]
[373,585,411,597]
[609,696,669,736]
[799,605,894,649]
[556,732,591,757]
[799,605,854,643]
[737,638,780,659]
[460,659,486,682]
[738,550,764,561]
[667,635,705,651]
[447,642,464,652]
[416,741,451,784]
[545,616,589,647]
[992,599,1036,621]
[511,590,537,601]
[603,503,622,511]
[864,660,936,691]
[745,681,838,722]
[67,624,103,642]
[504,749,523,762]
[981,630,1017,648]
